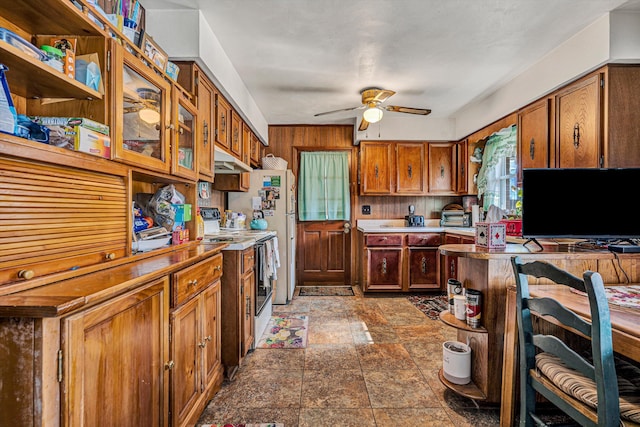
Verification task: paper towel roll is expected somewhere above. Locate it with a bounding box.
[471,205,480,225]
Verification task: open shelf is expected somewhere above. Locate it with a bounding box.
[438,368,487,401]
[1,40,102,100]
[439,310,488,333]
[0,0,104,36]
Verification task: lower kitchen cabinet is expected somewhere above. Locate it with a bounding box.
[440,233,475,285]
[221,247,255,380]
[170,253,224,427]
[362,233,442,292]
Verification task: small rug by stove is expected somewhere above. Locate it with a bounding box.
[407,293,448,320]
[298,286,354,296]
[256,315,308,348]
[199,424,283,427]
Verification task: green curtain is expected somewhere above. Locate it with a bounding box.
[476,125,517,211]
[298,151,350,221]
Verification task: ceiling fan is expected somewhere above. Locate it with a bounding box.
[123,88,161,124]
[314,87,431,131]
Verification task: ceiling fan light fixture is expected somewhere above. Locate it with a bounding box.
[139,107,161,124]
[363,106,383,123]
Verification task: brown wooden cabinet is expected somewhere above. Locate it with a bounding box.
[360,141,393,195]
[113,46,173,174]
[456,140,468,194]
[250,132,261,167]
[407,233,441,290]
[439,233,475,286]
[63,277,170,426]
[216,94,231,150]
[169,253,223,427]
[230,110,243,158]
[172,87,198,180]
[518,97,551,180]
[556,73,601,168]
[395,142,426,194]
[428,142,456,194]
[362,232,442,292]
[221,247,255,380]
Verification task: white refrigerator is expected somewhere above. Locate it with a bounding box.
[228,169,296,304]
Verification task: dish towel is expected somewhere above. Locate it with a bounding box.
[272,236,281,269]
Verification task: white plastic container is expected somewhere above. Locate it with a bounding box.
[442,341,471,385]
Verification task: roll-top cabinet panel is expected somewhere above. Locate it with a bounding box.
[556,73,601,168]
[518,97,551,179]
[0,156,128,286]
[63,277,169,427]
[360,142,393,195]
[172,253,222,307]
[113,47,172,174]
[395,143,426,194]
[428,142,456,194]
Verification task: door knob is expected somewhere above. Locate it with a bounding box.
[343,223,351,234]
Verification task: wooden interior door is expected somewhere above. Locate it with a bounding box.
[295,148,356,287]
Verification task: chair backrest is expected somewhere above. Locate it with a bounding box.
[511,256,620,427]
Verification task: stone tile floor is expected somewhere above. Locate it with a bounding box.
[197,286,503,426]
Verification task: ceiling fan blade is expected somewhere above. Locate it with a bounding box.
[314,105,363,117]
[358,117,370,131]
[384,106,431,115]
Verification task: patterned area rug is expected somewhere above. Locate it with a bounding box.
[407,293,449,320]
[200,424,283,427]
[256,315,308,348]
[298,286,354,296]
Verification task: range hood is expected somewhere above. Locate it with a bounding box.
[214,146,252,174]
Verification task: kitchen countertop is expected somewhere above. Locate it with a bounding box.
[357,219,475,236]
[205,229,277,250]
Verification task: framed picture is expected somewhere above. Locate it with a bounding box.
[140,33,168,72]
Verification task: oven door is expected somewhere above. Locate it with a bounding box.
[255,238,274,315]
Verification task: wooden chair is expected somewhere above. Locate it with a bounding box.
[511,256,640,427]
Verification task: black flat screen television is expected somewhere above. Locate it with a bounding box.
[521,168,640,240]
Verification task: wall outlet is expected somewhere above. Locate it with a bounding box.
[362,205,371,215]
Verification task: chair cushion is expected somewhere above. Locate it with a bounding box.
[536,353,640,423]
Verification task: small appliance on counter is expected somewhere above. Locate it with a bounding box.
[440,203,471,227]
[200,207,221,234]
[404,205,425,227]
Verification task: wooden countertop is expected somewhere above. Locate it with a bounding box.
[0,242,227,318]
[438,243,620,260]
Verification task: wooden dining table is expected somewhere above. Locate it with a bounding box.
[500,283,640,426]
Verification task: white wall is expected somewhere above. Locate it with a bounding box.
[146,10,270,144]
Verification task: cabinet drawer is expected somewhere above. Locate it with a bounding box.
[242,248,255,274]
[407,233,442,247]
[172,254,222,307]
[365,234,403,246]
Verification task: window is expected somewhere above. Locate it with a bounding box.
[298,151,350,221]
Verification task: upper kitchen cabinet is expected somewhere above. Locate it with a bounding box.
[215,93,232,150]
[171,87,198,180]
[456,140,468,194]
[113,47,172,174]
[242,122,251,165]
[360,141,393,195]
[427,142,456,194]
[250,132,261,167]
[230,110,242,159]
[518,97,552,180]
[556,73,601,168]
[395,143,426,195]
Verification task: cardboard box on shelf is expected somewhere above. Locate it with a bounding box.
[31,117,110,158]
[50,37,77,79]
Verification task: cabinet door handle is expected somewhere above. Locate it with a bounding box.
[166,124,175,130]
[421,257,427,273]
[203,120,209,145]
[214,265,222,272]
[221,113,226,133]
[573,123,580,148]
[461,163,465,178]
[450,260,455,277]
[375,164,379,179]
[187,279,198,287]
[529,137,535,160]
[440,165,445,178]
[381,236,388,241]
[198,341,206,348]
[18,269,35,280]
[408,164,412,178]
[204,335,212,342]
[381,258,387,275]
[164,360,175,370]
[246,296,251,317]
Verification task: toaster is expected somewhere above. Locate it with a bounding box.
[405,214,425,227]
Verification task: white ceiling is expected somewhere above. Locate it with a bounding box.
[142,0,640,127]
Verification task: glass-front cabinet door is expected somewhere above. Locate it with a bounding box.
[113,48,171,173]
[172,87,198,180]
